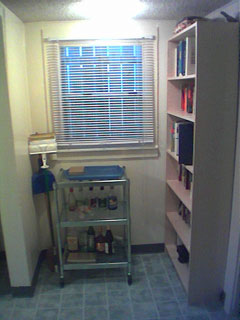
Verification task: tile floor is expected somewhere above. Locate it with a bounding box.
[0,253,239,320]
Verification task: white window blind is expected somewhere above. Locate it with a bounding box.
[46,38,156,150]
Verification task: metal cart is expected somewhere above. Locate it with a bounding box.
[53,167,132,287]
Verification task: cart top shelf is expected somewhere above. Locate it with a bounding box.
[54,166,128,188]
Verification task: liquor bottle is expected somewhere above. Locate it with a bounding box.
[87,226,95,252]
[95,228,105,253]
[98,186,107,208]
[105,227,114,255]
[107,186,118,210]
[68,188,76,211]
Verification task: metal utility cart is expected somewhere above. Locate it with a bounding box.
[53,166,132,287]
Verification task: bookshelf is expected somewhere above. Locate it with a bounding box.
[165,21,238,305]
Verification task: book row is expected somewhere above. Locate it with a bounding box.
[175,37,195,77]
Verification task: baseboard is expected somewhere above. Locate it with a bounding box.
[11,250,47,297]
[131,243,165,254]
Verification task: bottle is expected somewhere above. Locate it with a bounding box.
[105,227,114,255]
[107,186,118,210]
[87,226,95,252]
[95,228,105,253]
[89,187,98,209]
[98,186,107,208]
[68,188,76,211]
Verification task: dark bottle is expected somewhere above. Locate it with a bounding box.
[89,187,98,209]
[87,226,95,252]
[98,186,107,208]
[105,227,114,255]
[95,228,105,253]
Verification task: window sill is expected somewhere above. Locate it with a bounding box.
[50,146,159,162]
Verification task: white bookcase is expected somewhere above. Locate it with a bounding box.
[165,21,238,305]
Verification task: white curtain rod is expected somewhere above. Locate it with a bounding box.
[44,36,155,42]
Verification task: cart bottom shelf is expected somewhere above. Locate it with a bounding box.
[165,244,189,292]
[63,246,129,270]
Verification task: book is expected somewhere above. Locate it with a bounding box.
[68,166,85,175]
[178,122,193,165]
[67,252,96,263]
[181,40,186,76]
[185,37,195,75]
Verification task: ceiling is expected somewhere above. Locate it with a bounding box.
[1,0,232,23]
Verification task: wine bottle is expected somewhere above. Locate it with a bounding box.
[95,228,105,253]
[87,226,95,252]
[105,226,114,255]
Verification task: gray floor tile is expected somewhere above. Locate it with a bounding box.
[185,315,211,320]
[132,264,146,276]
[152,286,176,302]
[0,308,12,320]
[145,261,166,275]
[172,285,188,301]
[11,308,36,320]
[59,308,83,320]
[109,304,133,320]
[158,317,184,320]
[179,302,208,317]
[106,277,129,291]
[132,255,143,266]
[14,296,39,309]
[130,275,148,289]
[84,306,108,320]
[108,290,130,305]
[62,282,84,294]
[105,268,126,278]
[208,310,237,320]
[35,308,59,320]
[84,278,106,293]
[38,294,61,309]
[61,293,84,308]
[130,287,154,303]
[0,294,15,309]
[148,274,171,288]
[39,282,61,295]
[156,300,181,318]
[84,291,107,307]
[132,301,158,319]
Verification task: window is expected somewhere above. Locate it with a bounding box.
[46,39,156,150]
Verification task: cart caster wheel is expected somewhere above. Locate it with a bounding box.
[128,275,132,285]
[60,279,64,288]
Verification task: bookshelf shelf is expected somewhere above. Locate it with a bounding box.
[167,180,192,211]
[167,149,194,174]
[167,212,191,251]
[185,165,193,174]
[168,75,196,81]
[165,244,189,291]
[165,21,238,304]
[167,149,178,161]
[169,22,196,43]
[167,110,195,122]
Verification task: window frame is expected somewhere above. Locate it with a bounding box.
[44,38,159,153]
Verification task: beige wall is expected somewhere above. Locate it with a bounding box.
[25,19,176,247]
[0,3,39,286]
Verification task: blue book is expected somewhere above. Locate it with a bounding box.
[181,40,186,76]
